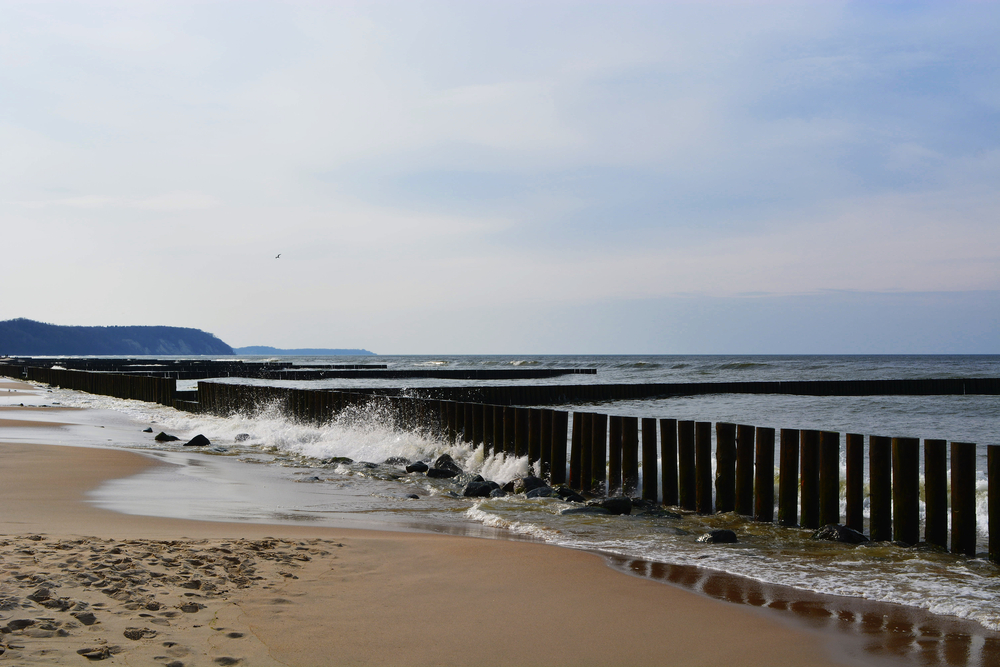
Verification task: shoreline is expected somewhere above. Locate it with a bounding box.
[1,378,996,665]
[0,440,864,667]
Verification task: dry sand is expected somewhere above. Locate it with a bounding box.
[0,380,866,666]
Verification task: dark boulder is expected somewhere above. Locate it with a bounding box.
[321,456,353,465]
[405,494,420,500]
[153,432,179,442]
[426,467,459,479]
[405,461,429,474]
[183,434,211,447]
[72,611,98,626]
[587,497,632,516]
[433,454,463,475]
[383,456,410,466]
[234,433,251,442]
[556,487,586,503]
[516,476,548,494]
[813,524,869,544]
[526,486,556,498]
[697,529,738,544]
[501,480,515,493]
[6,618,35,631]
[463,481,494,498]
[489,488,507,498]
[141,427,153,433]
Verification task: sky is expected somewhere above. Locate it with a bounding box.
[2,0,998,354]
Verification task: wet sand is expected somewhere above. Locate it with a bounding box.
[0,379,869,667]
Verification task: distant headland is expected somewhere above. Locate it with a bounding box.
[0,318,233,356]
[233,346,376,356]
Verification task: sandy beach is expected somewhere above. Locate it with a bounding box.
[0,378,881,666]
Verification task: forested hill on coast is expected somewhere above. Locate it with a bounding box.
[0,319,234,356]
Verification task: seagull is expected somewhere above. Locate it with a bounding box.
[275,253,281,259]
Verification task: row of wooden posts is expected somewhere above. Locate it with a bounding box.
[0,364,177,406]
[3,367,996,564]
[191,381,999,563]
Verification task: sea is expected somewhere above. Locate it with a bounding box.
[10,354,1000,657]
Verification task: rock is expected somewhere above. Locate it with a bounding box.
[142,427,153,433]
[813,524,869,544]
[405,494,420,500]
[463,481,494,498]
[489,488,507,498]
[433,454,463,475]
[71,611,98,626]
[514,476,547,494]
[183,434,211,447]
[501,481,515,493]
[426,467,459,479]
[526,486,556,498]
[405,461,429,473]
[556,487,586,503]
[697,529,738,544]
[234,433,251,442]
[321,456,354,465]
[383,456,410,466]
[587,497,632,515]
[561,506,611,515]
[179,602,204,613]
[154,432,180,442]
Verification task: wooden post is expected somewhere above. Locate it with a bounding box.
[608,415,623,496]
[446,402,458,443]
[528,408,541,470]
[819,431,840,527]
[923,439,947,548]
[642,418,658,503]
[493,405,504,457]
[660,419,678,507]
[845,434,865,533]
[551,411,568,486]
[695,422,713,515]
[622,417,639,497]
[463,403,474,444]
[891,437,920,545]
[869,436,892,542]
[514,408,528,458]
[990,445,1000,564]
[778,429,799,527]
[472,403,484,449]
[735,424,755,516]
[715,423,737,513]
[592,413,608,496]
[569,412,582,489]
[678,420,696,511]
[503,406,515,457]
[754,427,774,522]
[540,409,553,480]
[951,442,977,557]
[580,413,594,494]
[483,404,494,456]
[799,430,821,529]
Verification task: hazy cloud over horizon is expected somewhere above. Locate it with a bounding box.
[3,1,998,353]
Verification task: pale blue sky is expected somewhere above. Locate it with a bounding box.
[2,1,998,353]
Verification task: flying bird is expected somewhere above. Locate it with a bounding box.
[275,253,281,259]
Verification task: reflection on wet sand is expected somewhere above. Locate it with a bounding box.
[605,554,1000,667]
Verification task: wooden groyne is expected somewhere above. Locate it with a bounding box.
[2,363,997,564]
